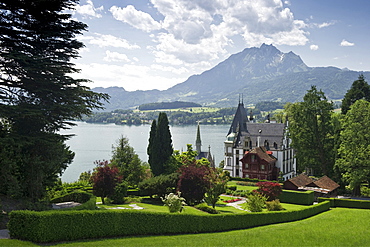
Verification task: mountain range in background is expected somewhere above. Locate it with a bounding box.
[93,44,370,111]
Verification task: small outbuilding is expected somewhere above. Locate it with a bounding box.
[284,174,340,198]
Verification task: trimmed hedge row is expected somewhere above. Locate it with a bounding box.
[318,197,370,209]
[51,191,96,210]
[278,190,314,205]
[8,201,330,243]
[231,177,279,184]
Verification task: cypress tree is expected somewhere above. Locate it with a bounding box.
[147,113,173,176]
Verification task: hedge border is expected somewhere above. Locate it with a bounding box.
[51,191,96,211]
[318,197,370,209]
[279,190,314,205]
[8,201,330,243]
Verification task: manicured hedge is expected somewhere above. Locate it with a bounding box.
[318,197,370,209]
[278,190,314,205]
[231,177,279,184]
[51,191,96,210]
[8,201,330,243]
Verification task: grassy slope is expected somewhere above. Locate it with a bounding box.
[3,208,368,246]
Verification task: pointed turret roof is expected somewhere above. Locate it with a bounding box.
[227,101,249,136]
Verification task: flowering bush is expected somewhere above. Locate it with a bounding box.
[223,198,242,203]
[254,182,282,201]
[161,192,186,213]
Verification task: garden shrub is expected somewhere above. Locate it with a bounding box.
[245,193,267,212]
[110,182,128,204]
[161,192,186,213]
[278,190,314,205]
[124,196,142,203]
[236,181,257,186]
[254,182,282,201]
[227,185,237,191]
[194,203,219,214]
[138,173,179,198]
[266,199,285,211]
[8,201,330,243]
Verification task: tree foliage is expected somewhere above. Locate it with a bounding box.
[177,162,211,205]
[287,86,335,176]
[254,182,282,201]
[90,161,121,204]
[0,0,108,200]
[341,75,370,115]
[335,100,370,196]
[204,169,228,208]
[111,136,147,187]
[147,113,174,176]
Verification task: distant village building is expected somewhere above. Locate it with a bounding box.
[223,100,296,181]
[195,122,215,167]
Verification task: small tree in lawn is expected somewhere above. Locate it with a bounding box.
[254,182,282,201]
[90,161,121,204]
[205,169,229,208]
[177,162,211,205]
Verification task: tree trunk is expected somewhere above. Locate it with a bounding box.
[352,184,361,197]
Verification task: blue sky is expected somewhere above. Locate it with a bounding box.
[71,0,370,91]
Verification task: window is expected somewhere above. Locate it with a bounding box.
[251,155,256,162]
[261,164,265,170]
[244,163,249,169]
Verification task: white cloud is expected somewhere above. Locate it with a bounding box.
[146,0,308,65]
[316,21,336,28]
[103,51,130,62]
[75,0,103,19]
[109,5,162,32]
[75,63,184,91]
[80,33,140,49]
[310,44,319,50]
[340,39,355,46]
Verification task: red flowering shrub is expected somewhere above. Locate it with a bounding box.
[90,160,122,204]
[254,182,282,201]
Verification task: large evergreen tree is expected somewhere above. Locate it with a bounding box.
[287,86,335,176]
[111,136,147,187]
[336,100,370,196]
[147,112,173,176]
[341,75,370,115]
[0,0,108,200]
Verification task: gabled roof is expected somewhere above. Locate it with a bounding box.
[310,175,340,192]
[285,173,314,187]
[242,146,276,164]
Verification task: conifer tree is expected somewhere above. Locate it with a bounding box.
[0,0,108,200]
[341,74,370,115]
[147,113,173,176]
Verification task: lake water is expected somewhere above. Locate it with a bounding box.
[60,122,230,182]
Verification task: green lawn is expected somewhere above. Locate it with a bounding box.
[3,208,369,246]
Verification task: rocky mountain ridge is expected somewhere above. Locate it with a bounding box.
[93,44,369,110]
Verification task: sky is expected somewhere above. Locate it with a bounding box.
[70,0,370,91]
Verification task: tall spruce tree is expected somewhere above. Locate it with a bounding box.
[341,74,370,115]
[287,86,335,176]
[0,0,108,200]
[147,112,173,176]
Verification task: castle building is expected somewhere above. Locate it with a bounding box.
[195,122,215,167]
[223,101,296,181]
